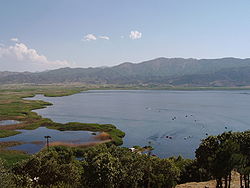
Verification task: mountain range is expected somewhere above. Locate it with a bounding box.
[1,57,250,86]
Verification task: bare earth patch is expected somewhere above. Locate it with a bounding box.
[176,172,241,188]
[49,139,112,148]
[94,132,111,140]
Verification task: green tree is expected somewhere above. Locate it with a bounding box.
[196,132,240,188]
[149,157,180,188]
[109,146,147,188]
[12,149,81,187]
[170,156,210,184]
[0,159,16,188]
[82,147,123,188]
[234,131,250,188]
[81,144,180,188]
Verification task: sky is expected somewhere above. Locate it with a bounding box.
[1,0,250,72]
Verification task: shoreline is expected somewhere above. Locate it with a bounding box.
[0,85,126,145]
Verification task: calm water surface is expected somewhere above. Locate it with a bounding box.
[25,90,250,158]
[0,127,97,154]
[0,120,20,126]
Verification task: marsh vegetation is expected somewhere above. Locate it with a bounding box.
[0,84,125,165]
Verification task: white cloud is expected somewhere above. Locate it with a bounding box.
[0,42,70,72]
[99,36,110,40]
[120,36,125,39]
[0,43,4,47]
[82,34,97,41]
[129,30,142,40]
[10,38,19,42]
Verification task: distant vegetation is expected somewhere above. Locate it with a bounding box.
[2,57,250,86]
[43,121,125,145]
[0,85,124,143]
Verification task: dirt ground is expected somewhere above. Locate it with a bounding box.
[176,171,241,188]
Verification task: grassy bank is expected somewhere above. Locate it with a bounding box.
[0,141,29,167]
[46,121,125,145]
[0,130,21,138]
[0,84,125,149]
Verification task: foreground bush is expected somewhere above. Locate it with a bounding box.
[0,159,16,188]
[12,148,81,188]
[81,144,180,188]
[11,145,181,188]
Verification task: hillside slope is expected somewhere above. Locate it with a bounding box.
[1,57,250,86]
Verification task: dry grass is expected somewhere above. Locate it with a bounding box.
[0,123,26,130]
[49,139,112,148]
[30,141,44,145]
[176,171,241,188]
[94,132,111,140]
[41,132,112,149]
[0,141,24,149]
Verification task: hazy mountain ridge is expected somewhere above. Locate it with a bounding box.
[1,57,250,86]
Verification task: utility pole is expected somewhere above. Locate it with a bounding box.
[44,136,51,151]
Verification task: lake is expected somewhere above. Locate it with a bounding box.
[25,90,250,158]
[0,127,98,154]
[0,120,20,126]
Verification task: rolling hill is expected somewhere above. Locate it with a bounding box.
[1,57,250,86]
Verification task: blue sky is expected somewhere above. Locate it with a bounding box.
[1,0,250,71]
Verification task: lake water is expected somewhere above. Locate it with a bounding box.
[0,127,97,154]
[0,120,20,126]
[25,90,250,158]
